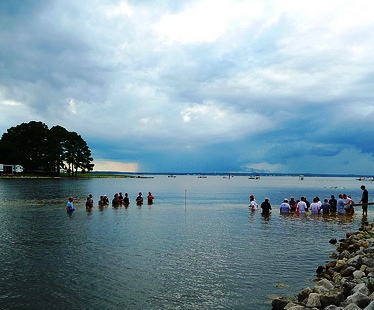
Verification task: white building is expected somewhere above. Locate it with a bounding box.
[0,164,24,174]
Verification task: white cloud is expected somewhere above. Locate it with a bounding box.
[1,0,374,173]
[153,0,264,44]
[68,99,78,115]
[104,1,133,17]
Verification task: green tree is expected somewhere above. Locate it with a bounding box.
[0,121,49,172]
[45,125,70,176]
[63,132,94,177]
[0,121,94,176]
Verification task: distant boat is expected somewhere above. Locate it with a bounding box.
[299,175,304,180]
[356,176,366,181]
[248,175,260,180]
[168,175,176,178]
[198,175,207,178]
[137,175,154,179]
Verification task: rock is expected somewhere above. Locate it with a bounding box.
[353,270,366,279]
[273,224,374,310]
[339,250,351,260]
[365,247,374,254]
[340,266,356,277]
[272,297,289,310]
[342,281,358,297]
[338,242,350,252]
[344,303,364,309]
[352,283,370,296]
[362,257,374,268]
[367,271,374,277]
[326,261,337,269]
[319,291,345,308]
[305,293,321,308]
[347,255,363,269]
[324,306,343,310]
[364,300,374,309]
[335,260,347,271]
[314,285,330,294]
[298,287,312,303]
[317,278,335,290]
[343,292,371,308]
[284,303,300,309]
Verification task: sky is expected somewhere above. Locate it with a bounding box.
[1,0,374,175]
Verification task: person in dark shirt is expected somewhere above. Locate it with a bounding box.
[112,193,120,207]
[359,185,369,216]
[118,192,124,205]
[123,193,130,206]
[304,197,310,212]
[260,198,272,215]
[329,195,337,213]
[85,196,93,210]
[136,192,143,205]
[289,196,296,213]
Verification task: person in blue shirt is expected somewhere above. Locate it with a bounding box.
[66,196,75,212]
[279,198,291,214]
[320,198,331,214]
[337,194,346,215]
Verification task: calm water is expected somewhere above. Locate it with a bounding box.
[0,175,372,309]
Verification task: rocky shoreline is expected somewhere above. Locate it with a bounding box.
[272,222,374,310]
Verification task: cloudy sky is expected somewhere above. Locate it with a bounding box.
[1,0,374,174]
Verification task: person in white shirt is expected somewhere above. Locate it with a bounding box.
[249,194,259,210]
[297,197,307,214]
[310,197,320,214]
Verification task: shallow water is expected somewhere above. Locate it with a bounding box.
[0,175,372,309]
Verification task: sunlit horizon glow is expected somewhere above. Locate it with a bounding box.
[93,160,139,173]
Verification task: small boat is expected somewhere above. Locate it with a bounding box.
[198,175,207,178]
[248,175,260,180]
[168,175,176,178]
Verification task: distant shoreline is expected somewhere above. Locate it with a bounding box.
[0,172,373,179]
[0,173,136,179]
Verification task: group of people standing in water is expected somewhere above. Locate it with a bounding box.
[249,185,370,216]
[66,191,155,212]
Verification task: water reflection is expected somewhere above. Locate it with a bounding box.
[0,176,368,310]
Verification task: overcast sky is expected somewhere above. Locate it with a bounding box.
[1,0,374,174]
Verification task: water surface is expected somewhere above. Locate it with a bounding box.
[0,175,371,309]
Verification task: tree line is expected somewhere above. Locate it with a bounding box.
[0,121,94,176]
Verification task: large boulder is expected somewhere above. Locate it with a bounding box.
[340,266,356,277]
[352,282,370,296]
[343,292,371,308]
[305,293,321,308]
[347,255,363,269]
[319,291,345,308]
[272,297,289,310]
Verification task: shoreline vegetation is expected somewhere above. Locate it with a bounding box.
[272,222,374,310]
[0,173,137,179]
